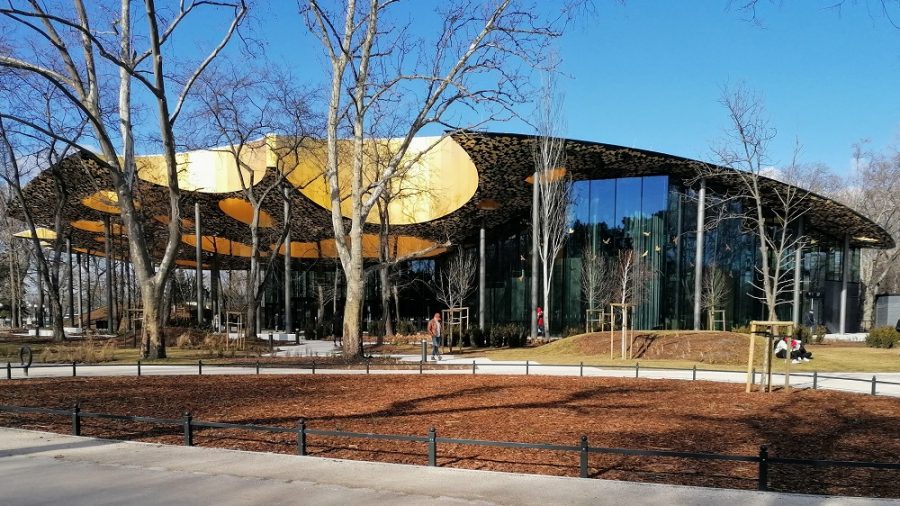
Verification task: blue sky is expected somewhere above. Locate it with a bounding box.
[247,1,897,175]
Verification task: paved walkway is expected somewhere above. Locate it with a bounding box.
[1,428,894,505]
[6,339,900,397]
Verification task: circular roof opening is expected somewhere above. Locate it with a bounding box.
[182,234,260,258]
[81,190,129,214]
[218,198,274,227]
[72,219,125,235]
[288,136,478,225]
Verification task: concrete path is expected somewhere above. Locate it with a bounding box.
[1,428,893,506]
[5,339,900,397]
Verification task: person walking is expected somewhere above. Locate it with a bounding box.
[427,312,443,361]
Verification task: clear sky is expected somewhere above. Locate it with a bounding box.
[247,1,898,176]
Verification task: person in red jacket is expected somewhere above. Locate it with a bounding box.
[536,307,545,338]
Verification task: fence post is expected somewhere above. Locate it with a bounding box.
[366,359,370,375]
[137,360,141,377]
[71,402,81,436]
[526,360,529,376]
[579,362,583,377]
[312,360,316,375]
[752,368,756,387]
[419,360,423,375]
[812,371,817,390]
[256,361,260,375]
[72,361,76,377]
[472,360,476,375]
[692,365,697,381]
[427,427,437,467]
[579,435,589,478]
[6,362,10,380]
[871,375,877,396]
[183,412,193,446]
[198,360,203,376]
[635,362,639,378]
[421,340,427,363]
[297,419,307,456]
[757,445,768,491]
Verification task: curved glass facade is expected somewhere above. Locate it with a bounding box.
[265,175,863,335]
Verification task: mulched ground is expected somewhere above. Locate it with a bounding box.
[1,375,898,498]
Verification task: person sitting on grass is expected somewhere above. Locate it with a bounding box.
[775,336,812,364]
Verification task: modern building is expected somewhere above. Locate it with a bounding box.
[13,132,894,334]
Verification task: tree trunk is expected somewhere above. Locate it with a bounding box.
[542,260,550,340]
[379,264,392,343]
[140,282,166,359]
[342,258,364,357]
[393,284,401,330]
[317,284,325,328]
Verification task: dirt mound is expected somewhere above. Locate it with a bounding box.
[548,331,756,364]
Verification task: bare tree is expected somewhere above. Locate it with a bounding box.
[433,248,477,311]
[708,84,810,321]
[304,0,571,357]
[843,143,900,328]
[193,63,315,339]
[0,0,248,358]
[0,102,78,341]
[581,244,614,330]
[533,69,571,339]
[701,265,731,316]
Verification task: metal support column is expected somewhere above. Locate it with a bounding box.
[839,233,850,334]
[479,226,486,329]
[195,202,203,326]
[211,255,220,332]
[284,187,292,334]
[66,237,74,326]
[530,171,539,340]
[85,252,91,332]
[104,216,114,334]
[692,178,706,330]
[36,260,44,329]
[791,217,804,327]
[76,253,83,330]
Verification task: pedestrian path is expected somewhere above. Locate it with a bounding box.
[5,340,899,397]
[1,428,892,506]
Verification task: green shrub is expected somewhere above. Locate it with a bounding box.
[469,327,485,347]
[367,320,385,338]
[866,326,900,349]
[507,325,528,348]
[489,324,505,347]
[396,320,417,336]
[795,325,827,345]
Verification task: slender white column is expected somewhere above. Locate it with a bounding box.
[839,234,850,334]
[479,226,486,330]
[791,217,804,326]
[692,179,706,331]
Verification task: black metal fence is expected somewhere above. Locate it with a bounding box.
[5,359,900,396]
[1,402,898,494]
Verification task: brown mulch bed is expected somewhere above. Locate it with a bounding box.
[1,375,898,498]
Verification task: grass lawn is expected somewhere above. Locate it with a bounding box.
[462,333,900,373]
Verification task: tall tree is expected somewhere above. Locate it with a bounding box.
[0,0,248,358]
[708,84,811,320]
[843,143,900,328]
[533,69,571,339]
[304,0,570,357]
[193,62,315,339]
